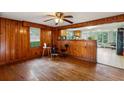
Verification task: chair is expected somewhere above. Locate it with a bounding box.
[51,45,59,58]
[60,44,69,57]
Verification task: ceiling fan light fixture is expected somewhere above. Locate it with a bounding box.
[55,18,63,24]
[55,18,59,23]
[44,12,73,25]
[60,19,63,23]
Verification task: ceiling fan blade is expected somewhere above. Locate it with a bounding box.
[63,19,73,24]
[46,15,55,17]
[43,18,54,22]
[64,15,73,18]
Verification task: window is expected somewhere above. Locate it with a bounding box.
[102,32,108,43]
[30,27,40,47]
[97,32,102,43]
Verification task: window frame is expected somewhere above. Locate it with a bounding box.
[29,27,41,48]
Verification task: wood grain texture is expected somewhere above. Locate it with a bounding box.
[57,40,97,62]
[23,21,53,30]
[41,30,52,46]
[0,18,31,64]
[0,57,124,81]
[0,17,52,65]
[51,29,60,45]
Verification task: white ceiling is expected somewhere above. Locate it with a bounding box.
[0,12,124,27]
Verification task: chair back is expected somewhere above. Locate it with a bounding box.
[51,45,58,53]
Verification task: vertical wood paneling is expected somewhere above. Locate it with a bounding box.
[51,29,60,46]
[0,18,52,65]
[10,20,16,61]
[51,29,97,62]
[18,22,22,59]
[0,18,6,64]
[5,19,11,62]
[23,27,29,58]
[15,21,19,60]
[0,18,2,62]
[41,30,52,46]
[57,40,97,62]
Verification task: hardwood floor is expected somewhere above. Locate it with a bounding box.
[0,57,124,81]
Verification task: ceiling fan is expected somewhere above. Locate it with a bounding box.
[44,12,73,25]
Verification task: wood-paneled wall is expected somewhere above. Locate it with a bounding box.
[0,17,52,65]
[57,40,97,62]
[41,30,52,46]
[51,29,97,62]
[23,21,53,30]
[1,14,124,65]
[0,18,28,65]
[51,28,60,46]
